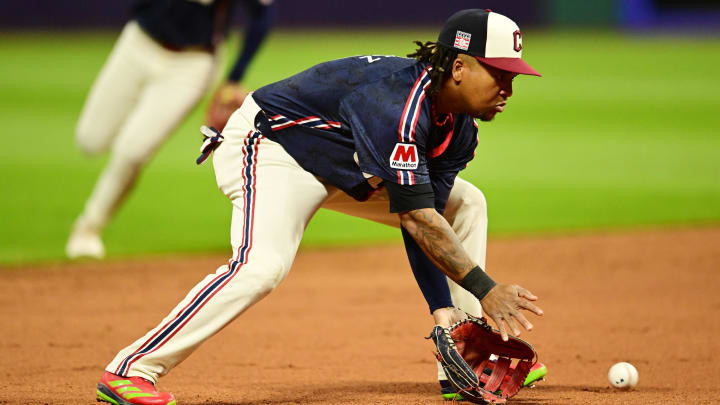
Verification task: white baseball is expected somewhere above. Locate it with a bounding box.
[608,362,638,389]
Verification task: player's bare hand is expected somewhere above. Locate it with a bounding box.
[480,284,543,341]
[432,306,469,328]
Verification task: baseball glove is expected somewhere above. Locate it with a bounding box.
[205,82,248,132]
[429,316,537,404]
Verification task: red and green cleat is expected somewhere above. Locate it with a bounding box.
[523,362,548,387]
[96,372,177,405]
[440,362,548,401]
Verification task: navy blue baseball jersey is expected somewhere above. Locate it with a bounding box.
[133,0,272,81]
[253,55,479,212]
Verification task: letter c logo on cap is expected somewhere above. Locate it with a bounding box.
[513,30,522,52]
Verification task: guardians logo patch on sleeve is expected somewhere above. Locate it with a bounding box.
[390,143,418,169]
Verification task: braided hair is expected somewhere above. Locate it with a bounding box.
[407,41,459,97]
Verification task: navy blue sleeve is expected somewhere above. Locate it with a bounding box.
[227,0,274,82]
[401,227,453,313]
[430,169,456,214]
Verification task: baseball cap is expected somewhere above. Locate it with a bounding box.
[437,9,541,77]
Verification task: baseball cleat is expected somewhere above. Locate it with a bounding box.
[439,362,547,400]
[440,379,463,401]
[66,222,105,259]
[96,372,176,405]
[523,362,547,387]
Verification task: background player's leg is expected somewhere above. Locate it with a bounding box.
[105,98,329,383]
[75,22,152,156]
[67,44,216,259]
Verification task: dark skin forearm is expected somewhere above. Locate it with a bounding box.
[399,207,474,282]
[400,207,544,341]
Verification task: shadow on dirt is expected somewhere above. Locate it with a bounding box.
[181,381,451,404]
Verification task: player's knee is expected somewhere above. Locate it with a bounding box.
[455,185,487,220]
[112,145,153,170]
[75,121,112,156]
[465,187,487,214]
[261,256,291,291]
[245,254,291,294]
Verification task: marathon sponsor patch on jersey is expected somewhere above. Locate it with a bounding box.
[390,143,418,170]
[454,30,471,51]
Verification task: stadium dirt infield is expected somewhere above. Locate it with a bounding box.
[1,227,719,404]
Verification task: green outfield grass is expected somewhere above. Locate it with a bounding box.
[1,28,719,264]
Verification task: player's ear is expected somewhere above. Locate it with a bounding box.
[451,57,465,83]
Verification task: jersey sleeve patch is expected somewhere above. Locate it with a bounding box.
[390,143,419,170]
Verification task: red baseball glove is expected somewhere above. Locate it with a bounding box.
[429,316,537,404]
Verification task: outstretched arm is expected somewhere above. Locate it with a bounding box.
[399,208,475,281]
[226,0,274,83]
[399,207,543,340]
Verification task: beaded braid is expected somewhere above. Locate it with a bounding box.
[407,41,459,97]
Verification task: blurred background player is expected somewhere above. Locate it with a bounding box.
[66,0,274,259]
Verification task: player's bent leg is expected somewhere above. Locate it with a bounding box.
[439,178,548,398]
[435,178,486,397]
[443,177,488,317]
[321,186,400,227]
[84,46,215,224]
[105,260,288,383]
[323,177,489,395]
[322,177,487,317]
[320,177,491,397]
[76,22,153,156]
[68,48,216,259]
[444,177,488,268]
[104,95,329,386]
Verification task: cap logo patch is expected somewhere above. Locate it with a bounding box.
[390,143,418,169]
[513,30,522,52]
[453,30,471,51]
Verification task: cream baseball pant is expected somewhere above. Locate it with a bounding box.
[106,96,488,383]
[74,21,216,231]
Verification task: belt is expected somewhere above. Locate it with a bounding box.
[156,40,214,54]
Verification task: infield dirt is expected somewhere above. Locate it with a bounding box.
[1,227,719,404]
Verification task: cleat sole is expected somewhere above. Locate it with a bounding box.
[97,388,120,404]
[442,392,464,401]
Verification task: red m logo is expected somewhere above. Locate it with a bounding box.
[393,144,416,162]
[390,143,419,169]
